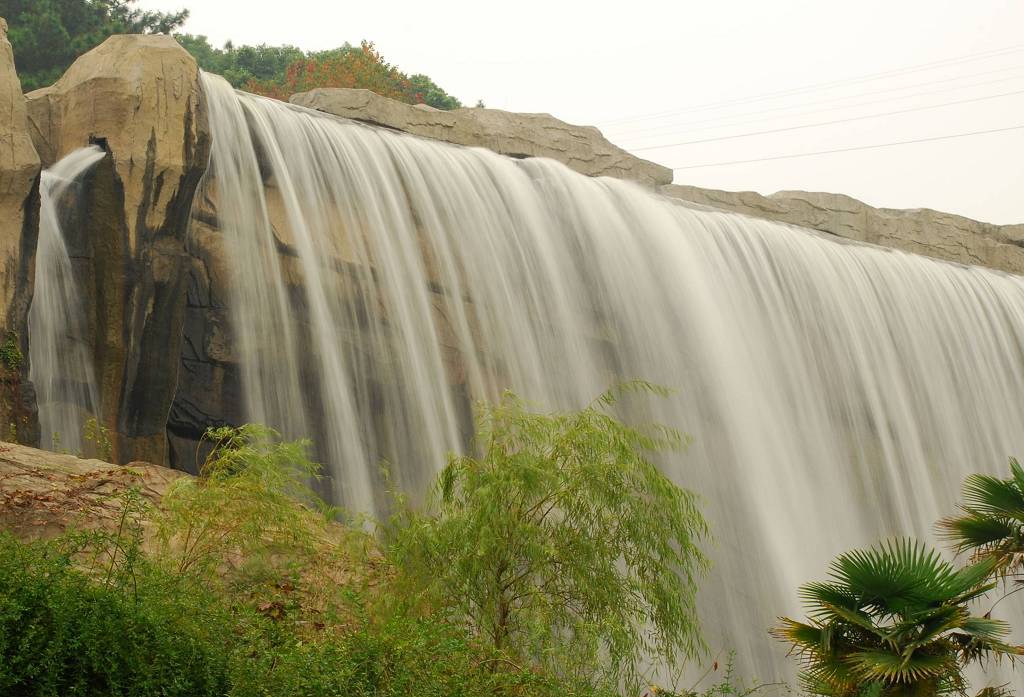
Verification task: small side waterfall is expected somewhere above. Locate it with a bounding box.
[198,72,1024,682]
[28,146,105,453]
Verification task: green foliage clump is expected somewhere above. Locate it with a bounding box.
[2,0,188,91]
[0,422,616,697]
[82,416,113,460]
[0,332,23,371]
[940,457,1024,575]
[388,383,709,694]
[0,529,231,696]
[176,34,464,109]
[772,538,1021,697]
[156,424,333,580]
[174,34,304,89]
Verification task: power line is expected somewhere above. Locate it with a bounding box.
[629,88,1024,152]
[668,124,1024,170]
[606,67,1024,139]
[599,43,1024,127]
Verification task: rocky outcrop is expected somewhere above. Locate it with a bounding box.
[0,17,42,446]
[24,35,209,465]
[0,440,181,542]
[291,88,673,187]
[662,185,1024,274]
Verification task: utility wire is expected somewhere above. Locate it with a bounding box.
[606,67,1024,139]
[668,124,1024,170]
[600,43,1024,126]
[629,88,1024,152]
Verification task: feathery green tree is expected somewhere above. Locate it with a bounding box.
[387,384,709,694]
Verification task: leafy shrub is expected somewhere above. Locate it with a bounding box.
[241,41,462,108]
[0,423,608,696]
[0,332,23,371]
[0,531,231,696]
[388,384,709,693]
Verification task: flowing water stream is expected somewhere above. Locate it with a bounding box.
[28,146,105,454]
[198,71,1024,682]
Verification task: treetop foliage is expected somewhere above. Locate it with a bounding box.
[2,0,188,91]
[4,0,464,108]
[181,35,463,109]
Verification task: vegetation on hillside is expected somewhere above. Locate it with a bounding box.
[2,0,463,108]
[0,390,710,696]
[177,34,462,108]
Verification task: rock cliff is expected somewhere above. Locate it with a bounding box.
[24,34,209,465]
[0,17,41,446]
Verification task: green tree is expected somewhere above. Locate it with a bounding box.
[940,458,1024,575]
[772,538,1021,697]
[2,0,188,91]
[387,384,709,694]
[174,34,305,89]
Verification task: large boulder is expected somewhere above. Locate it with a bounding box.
[24,35,209,465]
[663,184,1024,274]
[290,88,673,187]
[0,17,42,446]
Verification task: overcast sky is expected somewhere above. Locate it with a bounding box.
[136,0,1024,224]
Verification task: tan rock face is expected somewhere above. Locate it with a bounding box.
[0,440,182,542]
[24,34,209,465]
[0,17,42,446]
[290,88,673,187]
[662,184,1024,274]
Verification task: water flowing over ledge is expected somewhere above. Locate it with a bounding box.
[28,146,105,453]
[199,71,1024,679]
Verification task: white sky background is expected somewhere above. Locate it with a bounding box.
[136,0,1024,224]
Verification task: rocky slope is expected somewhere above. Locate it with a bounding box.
[0,440,181,542]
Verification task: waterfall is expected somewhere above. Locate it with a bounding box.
[199,72,1024,681]
[28,146,105,454]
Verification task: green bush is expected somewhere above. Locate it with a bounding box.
[0,423,609,697]
[0,532,231,696]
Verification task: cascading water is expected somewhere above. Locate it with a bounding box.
[199,72,1024,682]
[28,147,105,453]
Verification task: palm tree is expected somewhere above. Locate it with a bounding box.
[772,538,1020,697]
[940,458,1024,574]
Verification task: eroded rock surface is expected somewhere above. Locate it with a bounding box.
[663,184,1024,274]
[24,35,209,465]
[291,88,673,187]
[0,17,41,446]
[0,440,181,542]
